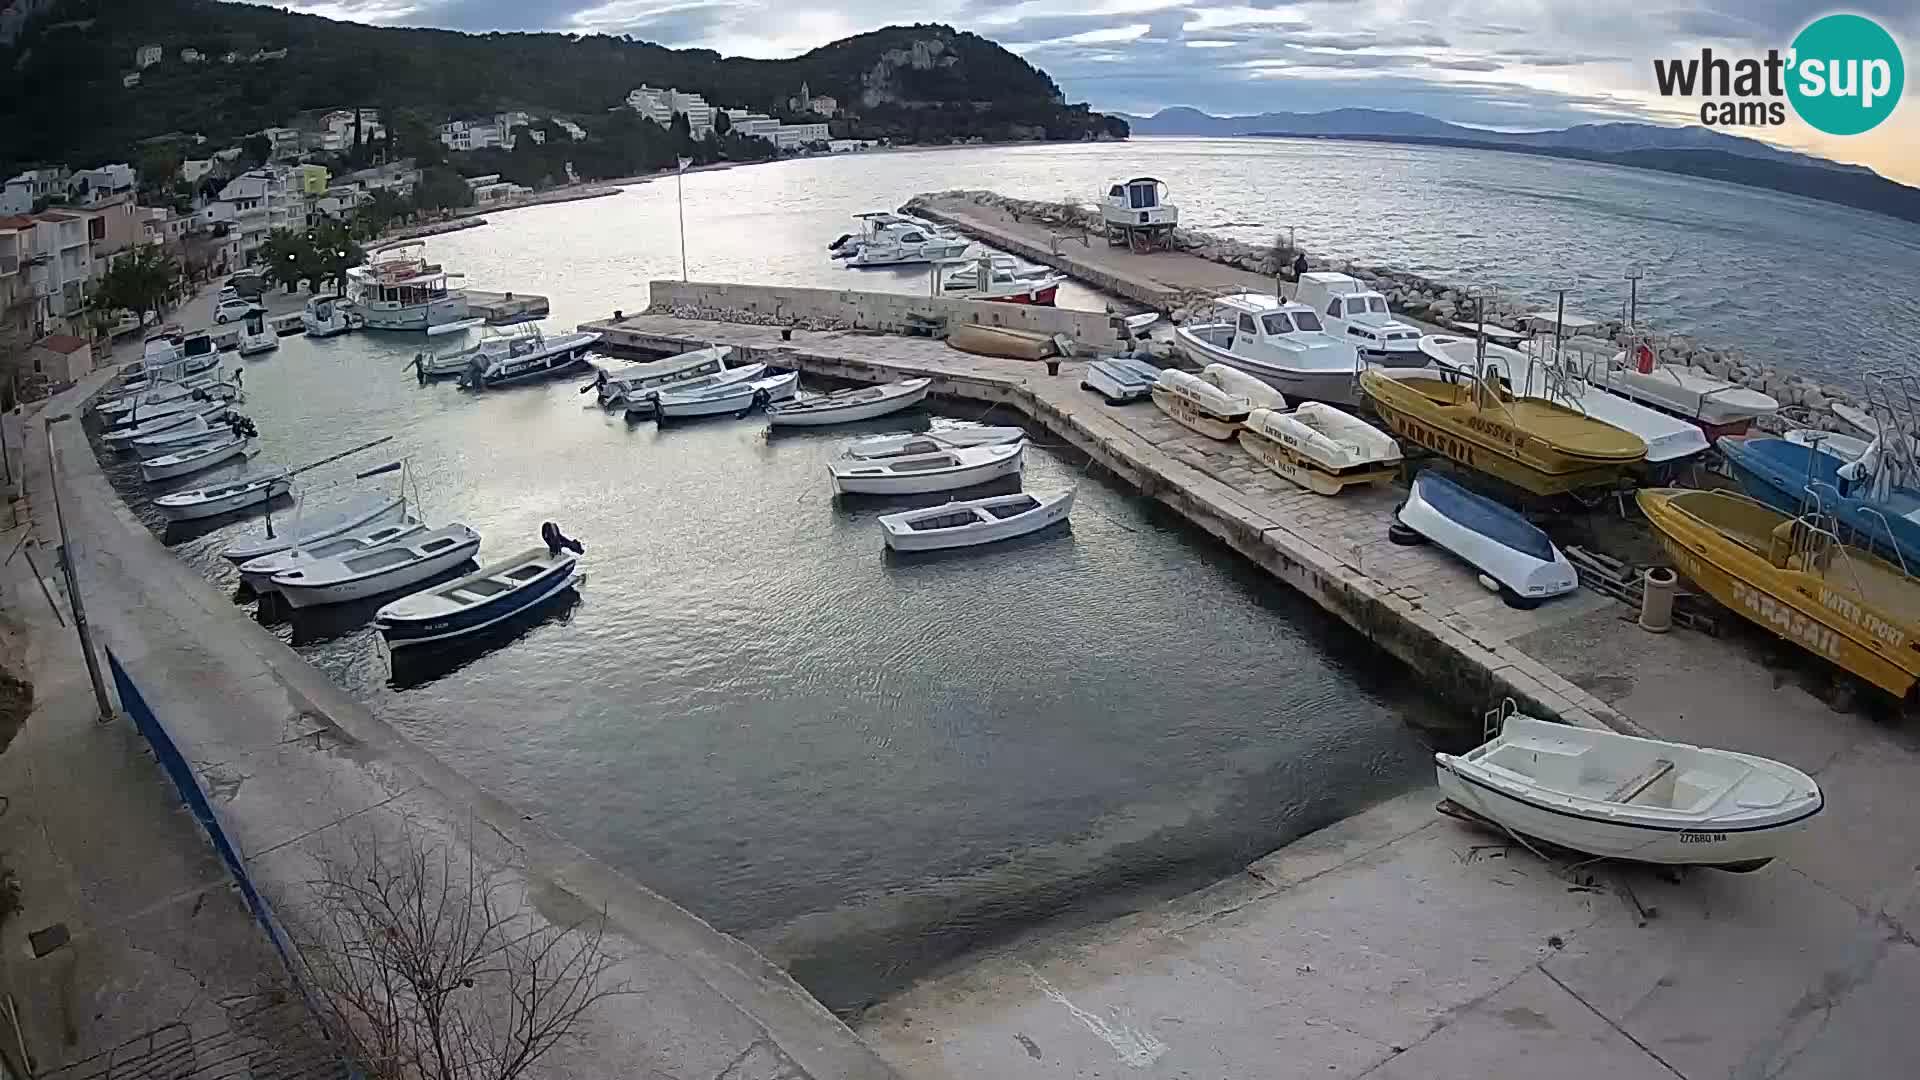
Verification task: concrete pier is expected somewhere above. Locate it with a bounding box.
[465,288,550,323]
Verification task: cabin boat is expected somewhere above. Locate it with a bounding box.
[594,346,734,408]
[1101,177,1178,251]
[940,254,1063,305]
[140,436,255,483]
[1436,707,1821,872]
[1639,487,1920,700]
[1359,368,1646,496]
[237,311,278,356]
[1715,436,1920,573]
[827,442,1025,496]
[767,378,931,427]
[842,426,1027,460]
[153,473,293,522]
[1397,471,1578,606]
[1173,293,1367,405]
[344,243,468,332]
[271,523,481,608]
[879,490,1075,552]
[1083,357,1161,404]
[838,214,971,267]
[301,294,357,338]
[1295,272,1424,360]
[456,326,602,389]
[374,544,581,648]
[654,370,799,419]
[1588,340,1778,437]
[1152,368,1250,440]
[1238,404,1402,495]
[223,493,410,564]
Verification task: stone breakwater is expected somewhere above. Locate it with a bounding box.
[905,190,1868,436]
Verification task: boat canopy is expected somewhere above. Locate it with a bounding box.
[1520,311,1605,333]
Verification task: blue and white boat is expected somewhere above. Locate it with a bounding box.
[1082,356,1161,403]
[1718,436,1920,567]
[1395,471,1577,607]
[373,526,584,647]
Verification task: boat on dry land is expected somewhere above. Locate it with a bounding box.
[1590,339,1779,437]
[946,322,1058,361]
[1173,293,1371,406]
[1151,368,1250,441]
[1082,357,1161,404]
[1238,403,1401,495]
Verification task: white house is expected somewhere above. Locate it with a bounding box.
[212,168,306,263]
[626,86,714,136]
[68,163,135,207]
[257,126,303,160]
[181,47,204,62]
[438,119,505,152]
[181,158,214,184]
[135,43,162,68]
[1,168,70,214]
[771,122,830,149]
[556,119,587,141]
[318,109,387,152]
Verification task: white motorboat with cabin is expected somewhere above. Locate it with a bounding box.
[839,214,971,267]
[654,370,798,419]
[1239,404,1402,495]
[373,527,584,647]
[301,294,357,337]
[223,493,410,564]
[1083,357,1161,404]
[879,489,1075,551]
[237,311,278,356]
[1295,272,1424,360]
[1173,293,1368,406]
[1436,707,1822,871]
[593,346,733,408]
[240,518,426,594]
[767,378,932,427]
[1394,471,1577,607]
[827,442,1025,496]
[153,472,292,522]
[455,325,602,389]
[344,243,468,333]
[1151,368,1251,440]
[1102,177,1178,251]
[843,426,1027,460]
[140,435,256,483]
[1589,339,1779,437]
[939,254,1063,306]
[270,523,481,608]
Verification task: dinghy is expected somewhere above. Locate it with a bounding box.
[104,395,233,432]
[240,518,426,594]
[842,426,1026,460]
[1394,471,1577,607]
[1151,368,1250,440]
[270,523,481,609]
[827,442,1024,495]
[130,417,226,459]
[373,525,584,647]
[1239,404,1402,495]
[879,490,1075,551]
[1083,357,1160,404]
[1436,708,1821,872]
[767,378,932,427]
[1200,363,1288,411]
[946,323,1057,361]
[140,436,255,483]
[653,370,798,419]
[99,380,237,418]
[618,363,767,417]
[153,473,292,522]
[222,493,410,564]
[97,373,220,415]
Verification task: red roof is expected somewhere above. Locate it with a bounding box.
[38,334,89,354]
[0,214,33,230]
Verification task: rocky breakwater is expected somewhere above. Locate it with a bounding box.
[905,190,1873,437]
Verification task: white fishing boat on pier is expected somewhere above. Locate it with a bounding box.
[1295,272,1424,360]
[344,243,468,333]
[1589,340,1779,438]
[827,442,1024,495]
[1102,177,1178,252]
[1173,293,1367,406]
[879,490,1075,551]
[1238,404,1402,495]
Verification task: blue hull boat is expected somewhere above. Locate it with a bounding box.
[373,529,584,648]
[1717,436,1920,567]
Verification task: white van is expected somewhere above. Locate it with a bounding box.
[1295,272,1424,361]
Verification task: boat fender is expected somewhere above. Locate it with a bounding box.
[542,522,585,556]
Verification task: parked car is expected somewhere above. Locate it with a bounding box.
[214,297,264,323]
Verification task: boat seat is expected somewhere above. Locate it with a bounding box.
[1607,758,1675,803]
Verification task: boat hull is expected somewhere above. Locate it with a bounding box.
[156,478,292,522]
[1172,329,1361,407]
[947,323,1054,361]
[376,557,578,647]
[768,380,931,427]
[881,490,1075,551]
[222,496,408,563]
[1397,473,1578,602]
[830,450,1024,496]
[1237,425,1396,496]
[1083,358,1158,403]
[657,372,799,418]
[274,537,482,608]
[476,349,595,389]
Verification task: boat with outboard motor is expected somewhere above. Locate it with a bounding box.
[453,325,602,389]
[593,346,733,409]
[374,524,584,647]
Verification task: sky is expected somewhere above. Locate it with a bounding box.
[255,1,1919,182]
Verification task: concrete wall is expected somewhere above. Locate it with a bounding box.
[645,279,1129,351]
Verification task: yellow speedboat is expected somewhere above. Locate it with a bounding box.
[1639,488,1920,699]
[1360,369,1645,495]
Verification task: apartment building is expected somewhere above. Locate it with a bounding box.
[627,86,714,136]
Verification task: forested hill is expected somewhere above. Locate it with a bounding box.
[0,0,1126,172]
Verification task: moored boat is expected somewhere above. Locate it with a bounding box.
[593,346,733,409]
[1395,471,1578,606]
[827,442,1024,495]
[1083,357,1161,404]
[140,435,255,483]
[301,294,356,338]
[1150,368,1250,440]
[240,518,426,594]
[839,214,971,267]
[129,416,229,459]
[1238,404,1401,495]
[767,378,932,427]
[879,489,1075,551]
[456,326,603,389]
[373,527,584,647]
[153,472,292,522]
[344,242,468,333]
[653,370,798,419]
[270,523,481,608]
[842,426,1027,460]
[102,407,210,447]
[223,493,410,564]
[620,363,768,417]
[237,312,278,356]
[940,254,1063,305]
[269,312,306,337]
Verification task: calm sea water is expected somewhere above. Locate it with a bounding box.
[433,136,1920,387]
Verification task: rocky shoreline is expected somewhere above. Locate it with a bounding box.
[906,190,1866,436]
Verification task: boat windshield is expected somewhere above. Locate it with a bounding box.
[1293,310,1325,332]
[1368,296,1389,313]
[1262,313,1296,335]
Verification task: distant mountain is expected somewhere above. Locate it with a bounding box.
[1114,107,1872,176]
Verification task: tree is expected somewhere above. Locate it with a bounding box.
[242,133,273,166]
[414,166,474,212]
[90,246,182,328]
[306,218,365,295]
[667,110,693,155]
[712,110,731,137]
[295,830,626,1080]
[261,228,307,292]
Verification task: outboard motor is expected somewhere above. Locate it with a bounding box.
[827,232,854,251]
[541,522,585,556]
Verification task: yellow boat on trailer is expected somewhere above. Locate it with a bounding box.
[1639,488,1920,700]
[1359,369,1645,495]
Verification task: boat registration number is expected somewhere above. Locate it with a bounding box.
[1677,831,1727,844]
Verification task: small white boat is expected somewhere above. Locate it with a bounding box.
[270,523,481,609]
[269,312,306,337]
[1238,404,1402,495]
[838,213,971,267]
[842,426,1027,460]
[103,389,237,426]
[654,370,799,419]
[594,346,733,408]
[98,376,229,417]
[879,489,1075,551]
[241,518,427,594]
[103,408,208,447]
[1436,709,1822,872]
[1150,368,1250,440]
[1394,471,1577,607]
[939,254,1063,305]
[1083,357,1161,404]
[457,326,603,389]
[827,442,1024,495]
[1589,342,1779,436]
[374,541,582,647]
[620,363,768,416]
[152,472,292,522]
[1172,293,1368,406]
[140,436,255,483]
[100,368,219,408]
[237,312,278,356]
[130,417,229,459]
[222,493,410,564]
[301,294,356,338]
[1101,177,1178,246]
[1200,363,1288,411]
[767,378,932,427]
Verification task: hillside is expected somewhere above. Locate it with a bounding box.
[0,1,1126,172]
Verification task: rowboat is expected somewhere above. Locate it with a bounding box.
[1201,363,1288,411]
[130,417,230,459]
[1638,487,1920,699]
[97,373,221,415]
[827,442,1024,495]
[1238,403,1401,495]
[374,544,581,647]
[140,436,255,483]
[619,363,768,417]
[1083,357,1161,404]
[879,490,1075,551]
[104,395,235,431]
[767,378,931,427]
[1396,471,1577,607]
[102,407,214,447]
[99,379,238,419]
[1150,368,1250,440]
[1436,707,1821,872]
[842,426,1027,460]
[270,524,481,608]
[240,518,426,594]
[222,493,410,564]
[594,346,733,408]
[653,370,798,419]
[152,473,292,522]
[1359,368,1646,495]
[946,323,1057,361]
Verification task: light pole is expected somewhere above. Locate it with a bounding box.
[676,156,691,282]
[1624,265,1643,332]
[46,415,114,722]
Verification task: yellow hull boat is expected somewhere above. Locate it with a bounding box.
[1639,488,1920,699]
[1360,370,1645,495]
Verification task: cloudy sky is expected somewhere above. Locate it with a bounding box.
[260,1,1918,181]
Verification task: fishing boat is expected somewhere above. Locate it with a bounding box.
[1718,436,1920,567]
[827,442,1024,496]
[153,472,293,522]
[242,518,429,595]
[768,378,932,427]
[1436,706,1822,872]
[1201,363,1288,411]
[455,326,603,389]
[1395,471,1578,606]
[102,406,212,447]
[223,493,409,564]
[373,526,584,647]
[270,523,481,608]
[879,489,1075,551]
[237,312,278,356]
[129,416,229,459]
[269,312,306,337]
[1588,341,1778,437]
[620,363,768,417]
[1151,368,1250,440]
[843,426,1027,459]
[104,397,233,436]
[654,370,798,419]
[593,345,733,409]
[1172,293,1369,405]
[98,376,232,418]
[1083,357,1161,404]
[344,243,469,333]
[140,435,255,483]
[940,254,1063,305]
[102,367,220,409]
[1640,487,1920,699]
[1295,272,1424,361]
[1238,404,1402,495]
[301,294,357,338]
[1360,368,1646,495]
[838,214,971,267]
[946,323,1058,361]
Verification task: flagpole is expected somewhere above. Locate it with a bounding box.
[676,157,690,283]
